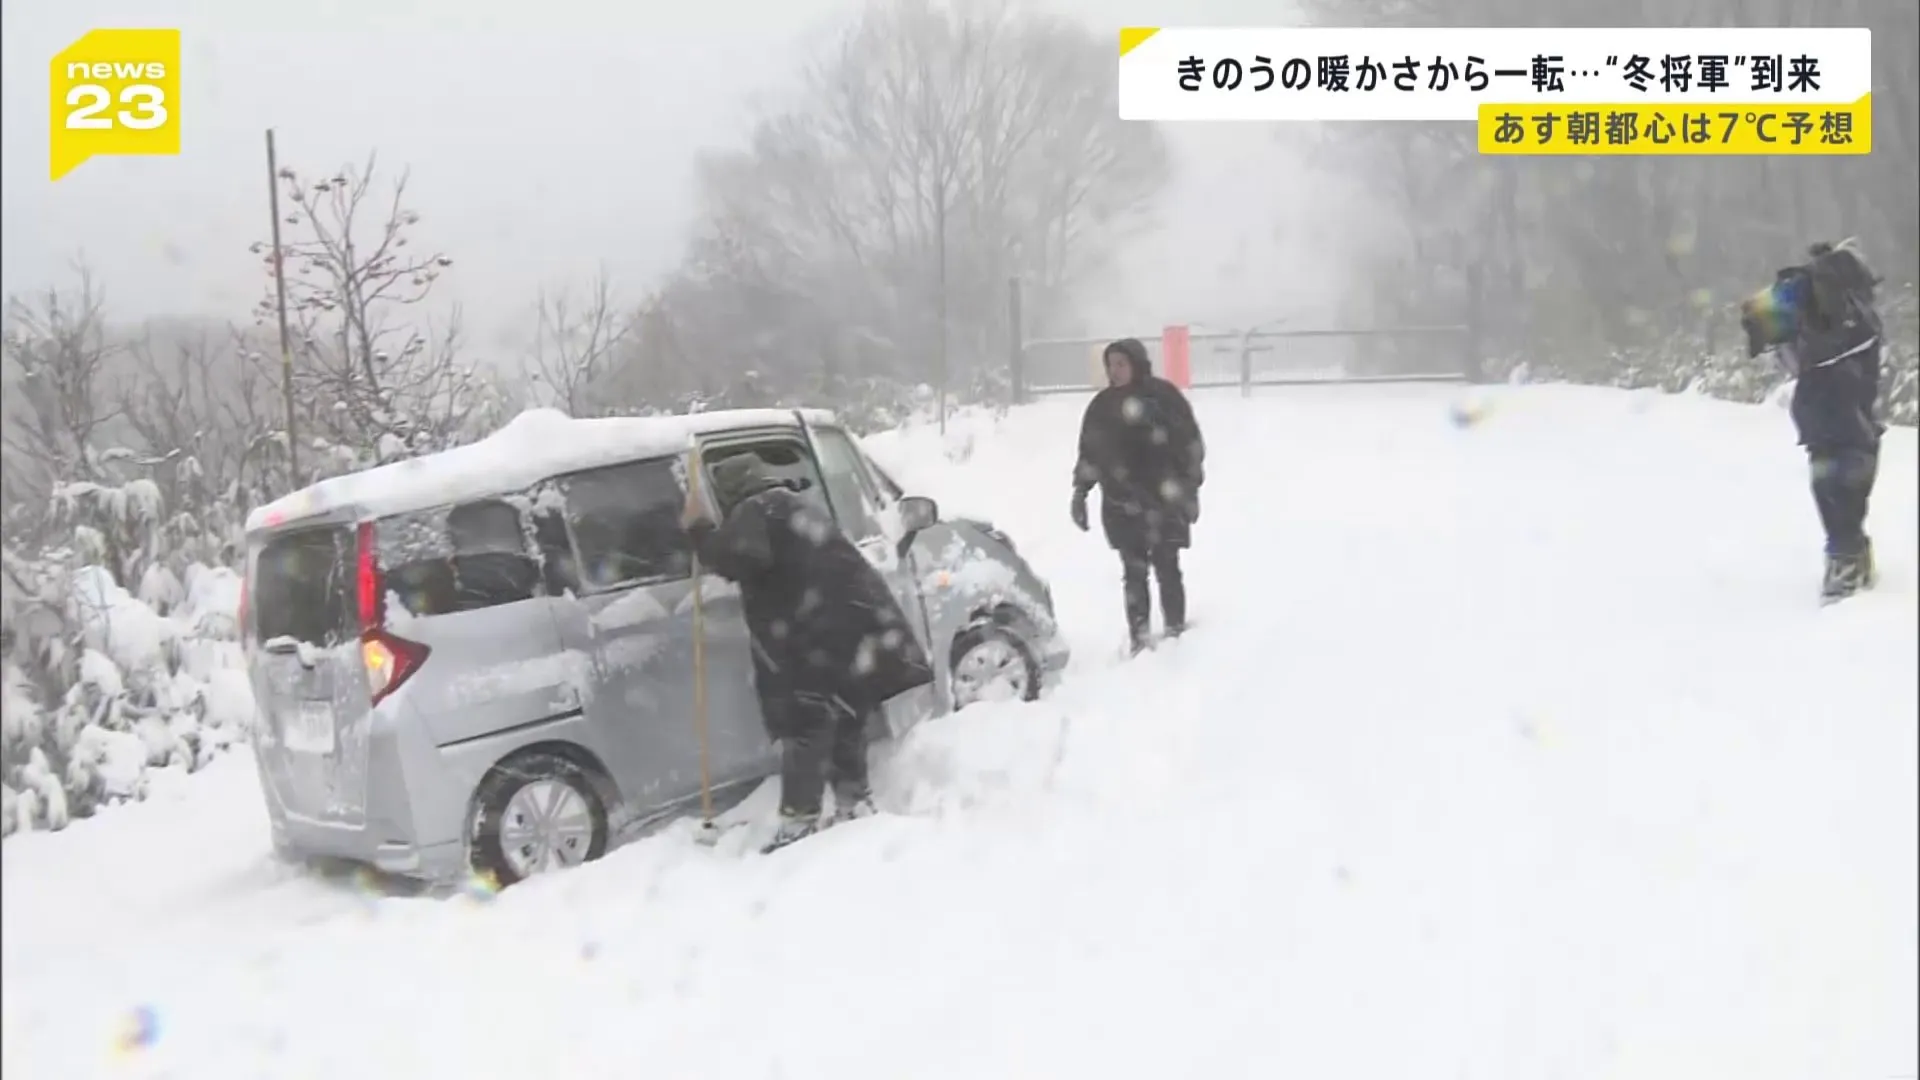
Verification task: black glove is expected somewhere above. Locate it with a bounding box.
[1069,489,1090,532]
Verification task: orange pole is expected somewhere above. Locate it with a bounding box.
[1161,325,1192,389]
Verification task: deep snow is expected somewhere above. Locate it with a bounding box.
[3,383,1914,1080]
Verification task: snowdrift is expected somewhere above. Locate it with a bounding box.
[2,383,1913,1080]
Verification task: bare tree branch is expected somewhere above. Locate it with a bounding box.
[528,266,631,417]
[651,0,1169,412]
[247,153,485,476]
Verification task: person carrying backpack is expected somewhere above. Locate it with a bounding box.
[1742,238,1885,603]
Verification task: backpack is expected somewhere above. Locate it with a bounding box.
[1741,238,1881,357]
[1804,238,1881,335]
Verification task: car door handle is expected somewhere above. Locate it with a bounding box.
[855,536,892,564]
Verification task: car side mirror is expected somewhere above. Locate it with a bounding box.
[895,495,938,559]
[898,495,939,535]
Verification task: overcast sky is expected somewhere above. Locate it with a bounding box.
[2,0,1366,350]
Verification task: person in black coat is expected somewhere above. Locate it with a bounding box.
[681,451,934,849]
[1742,239,1885,602]
[1070,338,1207,652]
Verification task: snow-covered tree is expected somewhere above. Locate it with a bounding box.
[1295,0,1917,413]
[250,153,509,476]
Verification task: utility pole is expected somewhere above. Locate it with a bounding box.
[934,197,950,436]
[1005,276,1024,407]
[265,128,300,483]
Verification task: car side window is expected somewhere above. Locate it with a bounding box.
[559,458,692,593]
[377,498,546,617]
[526,482,581,597]
[809,428,885,540]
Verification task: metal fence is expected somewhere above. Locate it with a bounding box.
[1014,324,1477,401]
[1005,281,1483,403]
[1020,332,1167,397]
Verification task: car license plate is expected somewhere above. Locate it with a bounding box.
[283,701,335,755]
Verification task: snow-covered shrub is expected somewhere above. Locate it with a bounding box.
[818,376,927,435]
[1879,283,1918,427]
[3,240,519,839]
[2,536,252,836]
[1490,281,1918,427]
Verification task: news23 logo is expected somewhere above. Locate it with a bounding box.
[48,28,182,181]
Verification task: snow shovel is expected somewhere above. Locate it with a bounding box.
[686,439,723,847]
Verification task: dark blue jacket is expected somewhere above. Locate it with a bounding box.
[1783,268,1883,452]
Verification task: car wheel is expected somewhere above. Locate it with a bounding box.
[468,751,610,888]
[948,623,1041,710]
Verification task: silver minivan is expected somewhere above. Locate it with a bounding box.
[240,407,1067,886]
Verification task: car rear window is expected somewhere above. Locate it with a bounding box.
[377,495,571,617]
[252,526,353,647]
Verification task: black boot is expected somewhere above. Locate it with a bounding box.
[1821,548,1872,603]
[830,781,878,824]
[1810,448,1879,603]
[762,808,821,853]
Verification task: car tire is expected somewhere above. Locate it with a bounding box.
[468,751,610,888]
[948,622,1042,710]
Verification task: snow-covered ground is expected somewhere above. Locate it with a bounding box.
[3,383,1914,1080]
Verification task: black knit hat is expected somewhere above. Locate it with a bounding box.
[1103,337,1153,379]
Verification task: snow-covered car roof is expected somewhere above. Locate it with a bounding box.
[245,406,837,534]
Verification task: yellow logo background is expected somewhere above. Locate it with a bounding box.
[49,29,182,181]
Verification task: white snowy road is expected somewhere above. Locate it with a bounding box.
[3,383,1915,1079]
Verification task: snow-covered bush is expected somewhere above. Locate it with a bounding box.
[1490,281,1919,428]
[2,542,251,836]
[2,183,507,839]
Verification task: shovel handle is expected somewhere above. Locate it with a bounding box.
[688,443,713,823]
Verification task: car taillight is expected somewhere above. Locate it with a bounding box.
[355,521,381,633]
[354,520,428,706]
[362,629,429,707]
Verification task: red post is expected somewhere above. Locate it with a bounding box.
[1161,324,1192,389]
